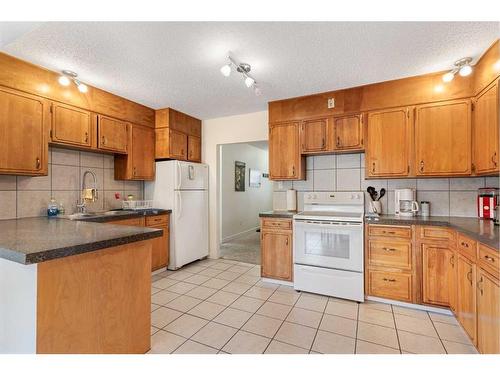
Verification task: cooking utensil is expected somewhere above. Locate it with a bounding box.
[367,186,376,201]
[378,188,386,201]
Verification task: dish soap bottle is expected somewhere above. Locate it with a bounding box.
[47,198,59,217]
[58,202,65,215]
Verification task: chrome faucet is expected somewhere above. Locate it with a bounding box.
[77,170,99,213]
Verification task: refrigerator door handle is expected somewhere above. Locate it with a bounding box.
[188,165,195,180]
[176,191,182,219]
[176,162,182,190]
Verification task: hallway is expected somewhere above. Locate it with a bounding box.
[220,231,261,265]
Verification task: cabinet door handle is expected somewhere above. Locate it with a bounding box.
[484,255,495,263]
[492,152,498,167]
[101,135,106,145]
[285,238,289,246]
[336,136,341,147]
[372,162,376,173]
[477,276,484,296]
[133,167,137,176]
[35,157,41,169]
[466,270,473,285]
[322,138,326,148]
[383,278,396,282]
[382,247,396,252]
[419,160,425,173]
[292,166,295,176]
[85,132,89,143]
[450,255,455,267]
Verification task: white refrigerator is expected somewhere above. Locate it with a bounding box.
[145,160,209,270]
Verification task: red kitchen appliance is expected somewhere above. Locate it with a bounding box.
[477,188,499,219]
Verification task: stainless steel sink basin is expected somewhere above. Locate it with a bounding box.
[59,210,133,220]
[61,213,95,220]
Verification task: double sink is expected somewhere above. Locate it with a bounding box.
[60,209,159,221]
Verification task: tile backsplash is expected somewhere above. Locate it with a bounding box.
[273,153,500,217]
[0,147,143,220]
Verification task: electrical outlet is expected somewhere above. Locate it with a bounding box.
[327,98,335,109]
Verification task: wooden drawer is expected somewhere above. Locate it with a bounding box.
[457,233,477,261]
[111,217,145,227]
[262,218,292,231]
[146,214,168,227]
[368,240,412,270]
[478,244,499,277]
[367,269,412,302]
[368,225,411,239]
[419,226,456,242]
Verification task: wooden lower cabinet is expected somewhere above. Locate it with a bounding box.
[110,214,170,271]
[456,253,477,344]
[422,244,456,309]
[476,268,500,354]
[367,269,412,302]
[260,218,293,281]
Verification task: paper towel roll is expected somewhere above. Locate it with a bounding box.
[286,189,297,211]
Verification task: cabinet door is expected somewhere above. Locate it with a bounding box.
[366,107,410,177]
[473,81,499,174]
[170,129,188,160]
[477,268,500,354]
[269,122,303,180]
[261,231,292,281]
[131,125,155,180]
[457,254,477,343]
[97,115,128,153]
[415,99,471,176]
[301,118,327,153]
[51,102,93,148]
[188,135,201,162]
[0,87,48,175]
[422,244,456,307]
[333,114,364,151]
[150,224,169,271]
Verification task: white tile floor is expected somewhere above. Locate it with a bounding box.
[149,258,477,354]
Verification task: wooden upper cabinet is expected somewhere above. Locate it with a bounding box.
[473,80,499,175]
[51,102,94,148]
[422,244,456,307]
[331,114,364,151]
[0,87,48,175]
[269,122,304,180]
[169,129,188,160]
[477,268,499,354]
[415,99,471,176]
[97,115,128,154]
[366,107,410,177]
[301,118,328,153]
[115,124,155,180]
[457,254,477,344]
[188,136,201,162]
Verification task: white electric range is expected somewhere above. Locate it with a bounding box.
[293,191,365,302]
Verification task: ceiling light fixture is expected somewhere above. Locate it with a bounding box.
[58,70,89,93]
[442,57,473,83]
[220,54,261,95]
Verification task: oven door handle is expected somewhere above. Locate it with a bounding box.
[294,220,362,227]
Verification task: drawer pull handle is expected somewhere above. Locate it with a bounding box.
[382,247,396,252]
[382,231,396,235]
[484,255,495,263]
[383,278,396,283]
[461,242,469,248]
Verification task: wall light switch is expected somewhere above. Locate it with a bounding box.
[327,98,335,109]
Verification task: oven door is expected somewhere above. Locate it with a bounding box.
[293,219,364,272]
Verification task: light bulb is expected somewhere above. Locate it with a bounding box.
[244,76,255,88]
[459,64,472,77]
[77,83,88,93]
[442,71,454,83]
[58,75,71,86]
[220,64,231,77]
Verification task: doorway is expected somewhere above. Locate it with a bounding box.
[218,141,273,264]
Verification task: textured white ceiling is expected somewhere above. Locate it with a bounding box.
[1,22,499,119]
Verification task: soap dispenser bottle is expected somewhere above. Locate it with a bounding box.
[47,197,59,217]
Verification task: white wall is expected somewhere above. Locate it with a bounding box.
[220,142,272,242]
[202,111,268,258]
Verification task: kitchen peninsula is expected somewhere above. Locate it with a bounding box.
[0,217,162,354]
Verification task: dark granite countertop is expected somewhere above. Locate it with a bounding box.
[72,208,172,223]
[366,215,499,251]
[0,217,163,265]
[259,210,297,218]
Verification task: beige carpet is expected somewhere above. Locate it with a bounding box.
[220,231,261,265]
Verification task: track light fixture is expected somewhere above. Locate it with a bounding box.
[220,54,261,95]
[442,57,473,83]
[58,70,89,93]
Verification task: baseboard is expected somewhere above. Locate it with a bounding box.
[261,277,294,287]
[366,296,453,315]
[221,226,259,243]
